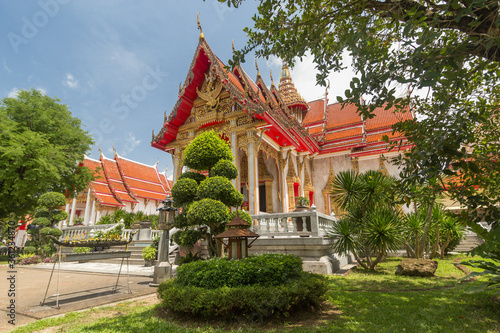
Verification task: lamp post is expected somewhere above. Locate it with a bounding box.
[151,195,176,286]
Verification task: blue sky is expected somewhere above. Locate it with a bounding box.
[1,0,356,177]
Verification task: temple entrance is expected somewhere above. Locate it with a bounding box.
[259,184,266,212]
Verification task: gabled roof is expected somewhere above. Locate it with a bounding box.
[82,153,171,208]
[152,34,414,159]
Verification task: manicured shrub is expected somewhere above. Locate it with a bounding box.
[175,253,303,288]
[39,227,62,237]
[209,159,238,180]
[183,130,233,172]
[172,229,204,247]
[227,210,252,225]
[32,217,51,227]
[171,178,198,207]
[187,198,229,232]
[197,176,243,207]
[158,272,328,321]
[178,171,206,184]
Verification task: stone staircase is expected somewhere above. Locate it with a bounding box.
[60,240,178,266]
[454,234,484,252]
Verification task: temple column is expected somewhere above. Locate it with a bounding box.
[230,119,238,189]
[83,189,91,225]
[69,196,77,226]
[280,152,289,213]
[94,206,101,225]
[61,203,70,228]
[172,147,180,183]
[247,130,259,215]
[89,199,96,225]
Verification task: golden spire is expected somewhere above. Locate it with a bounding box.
[270,70,275,86]
[98,144,103,159]
[197,13,204,40]
[278,61,308,111]
[255,58,261,77]
[232,39,235,53]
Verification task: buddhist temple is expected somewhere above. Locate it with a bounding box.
[151,31,413,216]
[64,151,172,226]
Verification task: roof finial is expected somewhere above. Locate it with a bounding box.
[255,58,260,77]
[270,70,274,85]
[152,129,155,141]
[155,158,159,166]
[98,144,103,159]
[197,13,204,40]
[232,39,235,53]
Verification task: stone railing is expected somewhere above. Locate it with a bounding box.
[250,211,337,238]
[60,224,118,241]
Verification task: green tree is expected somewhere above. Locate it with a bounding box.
[171,130,243,257]
[327,170,403,269]
[28,192,66,256]
[221,0,499,278]
[0,89,94,220]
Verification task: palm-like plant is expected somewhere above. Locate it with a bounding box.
[327,170,402,270]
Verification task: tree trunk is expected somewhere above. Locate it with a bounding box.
[352,250,368,270]
[430,224,439,259]
[370,248,385,269]
[419,195,436,257]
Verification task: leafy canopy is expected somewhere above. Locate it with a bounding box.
[0,89,94,219]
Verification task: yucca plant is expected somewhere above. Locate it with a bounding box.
[327,170,402,270]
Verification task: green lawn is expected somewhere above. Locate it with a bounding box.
[11,256,500,333]
[0,254,9,265]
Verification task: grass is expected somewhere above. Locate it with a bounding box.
[11,255,500,333]
[0,254,9,265]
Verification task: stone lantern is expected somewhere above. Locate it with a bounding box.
[215,214,259,260]
[151,195,176,286]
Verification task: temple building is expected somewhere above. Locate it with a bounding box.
[151,32,413,217]
[63,151,172,226]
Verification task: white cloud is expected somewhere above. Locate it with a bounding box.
[3,59,12,73]
[7,87,19,98]
[262,52,358,104]
[64,73,79,89]
[121,133,142,157]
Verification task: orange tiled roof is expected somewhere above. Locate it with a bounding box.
[303,99,325,124]
[365,105,412,130]
[325,127,361,141]
[83,154,170,207]
[115,155,169,200]
[326,102,362,129]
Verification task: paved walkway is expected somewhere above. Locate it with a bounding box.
[0,262,171,332]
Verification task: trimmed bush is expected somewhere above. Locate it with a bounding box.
[209,159,238,180]
[197,176,243,207]
[171,178,198,207]
[172,229,204,247]
[227,210,252,225]
[176,253,303,288]
[178,171,206,184]
[183,130,233,172]
[158,272,328,321]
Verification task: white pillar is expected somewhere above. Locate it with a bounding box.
[247,130,259,215]
[88,199,96,225]
[282,156,289,213]
[83,189,91,225]
[61,203,70,228]
[230,123,237,189]
[69,197,77,226]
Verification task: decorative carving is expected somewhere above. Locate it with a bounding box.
[196,71,223,110]
[352,157,359,174]
[379,157,389,175]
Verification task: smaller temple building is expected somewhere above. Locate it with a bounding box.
[63,151,172,226]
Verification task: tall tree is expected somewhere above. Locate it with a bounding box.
[220,0,500,257]
[0,89,94,220]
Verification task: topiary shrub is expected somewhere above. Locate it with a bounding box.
[171,178,198,207]
[158,272,328,321]
[172,229,204,247]
[209,159,238,180]
[183,130,233,172]
[178,171,206,184]
[227,210,252,225]
[175,254,303,288]
[197,176,244,207]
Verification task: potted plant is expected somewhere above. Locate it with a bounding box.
[294,196,311,232]
[142,246,157,267]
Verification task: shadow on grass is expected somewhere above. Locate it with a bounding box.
[325,283,500,333]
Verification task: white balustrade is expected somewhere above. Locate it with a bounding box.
[251,211,337,238]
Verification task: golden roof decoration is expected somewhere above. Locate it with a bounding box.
[278,62,308,110]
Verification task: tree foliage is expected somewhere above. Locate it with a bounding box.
[183,130,233,172]
[327,170,402,269]
[221,0,499,277]
[172,130,242,257]
[0,89,94,219]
